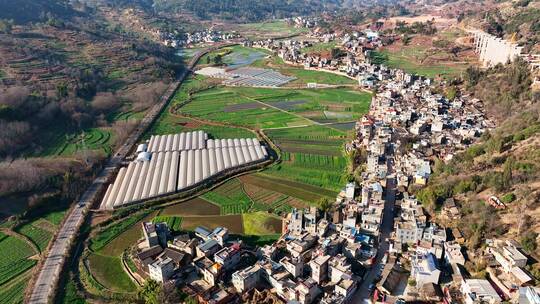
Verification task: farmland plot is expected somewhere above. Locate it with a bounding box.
[201,179,253,214]
[0,232,37,286]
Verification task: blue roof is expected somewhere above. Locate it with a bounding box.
[199,239,219,251]
[195,226,212,237]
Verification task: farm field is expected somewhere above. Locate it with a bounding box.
[38,127,114,157]
[180,214,244,234]
[180,88,310,129]
[247,50,356,85]
[0,271,31,304]
[300,41,338,54]
[152,216,183,232]
[178,86,371,128]
[87,253,137,293]
[16,221,53,252]
[240,174,335,202]
[0,232,37,287]
[233,20,308,39]
[160,198,221,216]
[95,211,156,256]
[243,182,304,214]
[201,179,254,214]
[242,212,282,235]
[369,32,476,79]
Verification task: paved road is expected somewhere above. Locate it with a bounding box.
[352,153,397,303]
[27,43,232,304]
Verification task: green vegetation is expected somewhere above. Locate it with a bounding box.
[237,20,308,38]
[242,212,282,235]
[16,222,53,252]
[58,280,87,304]
[0,272,30,304]
[0,232,37,286]
[301,41,338,54]
[39,127,114,157]
[152,216,183,232]
[370,49,466,79]
[90,211,151,252]
[235,233,281,247]
[201,179,253,214]
[87,253,137,292]
[284,68,357,85]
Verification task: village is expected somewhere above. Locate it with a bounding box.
[118,48,540,303]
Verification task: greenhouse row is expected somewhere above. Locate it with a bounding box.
[100,132,268,210]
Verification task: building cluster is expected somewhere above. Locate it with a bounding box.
[355,64,493,189]
[349,54,538,304]
[288,16,319,29]
[162,29,240,48]
[244,29,382,81]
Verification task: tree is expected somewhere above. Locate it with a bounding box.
[331,48,342,59]
[502,156,514,190]
[521,232,538,253]
[317,197,333,214]
[138,280,162,304]
[213,54,223,65]
[0,19,12,34]
[402,34,411,45]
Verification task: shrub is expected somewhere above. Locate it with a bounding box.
[521,232,538,253]
[501,193,516,204]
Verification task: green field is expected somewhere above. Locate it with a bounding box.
[178,85,371,128]
[201,179,254,214]
[16,222,53,252]
[152,215,183,232]
[370,49,467,79]
[236,20,308,39]
[90,211,151,252]
[39,127,114,157]
[0,232,37,287]
[242,212,282,235]
[300,41,338,54]
[87,253,136,293]
[0,272,30,304]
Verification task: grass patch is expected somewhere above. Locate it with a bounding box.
[16,222,53,252]
[0,232,37,286]
[87,253,136,293]
[90,211,151,252]
[242,212,282,235]
[201,179,253,214]
[152,216,183,232]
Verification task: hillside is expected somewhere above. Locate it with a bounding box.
[417,58,540,280]
[0,0,81,24]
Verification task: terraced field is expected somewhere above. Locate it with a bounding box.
[16,221,53,252]
[40,127,114,157]
[0,232,37,287]
[201,179,254,214]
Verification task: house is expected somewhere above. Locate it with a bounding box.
[411,253,441,286]
[288,209,304,236]
[143,222,168,248]
[345,182,357,199]
[232,265,261,292]
[194,256,222,286]
[518,286,540,304]
[445,242,465,266]
[461,279,502,304]
[214,244,241,269]
[295,278,320,304]
[197,239,221,257]
[335,278,357,301]
[148,256,175,282]
[310,255,331,284]
[490,241,528,272]
[328,255,352,283]
[280,256,304,278]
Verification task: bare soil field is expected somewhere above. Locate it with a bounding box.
[224,102,265,112]
[181,215,244,234]
[160,198,221,216]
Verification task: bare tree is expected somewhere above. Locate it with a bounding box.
[91,92,120,113]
